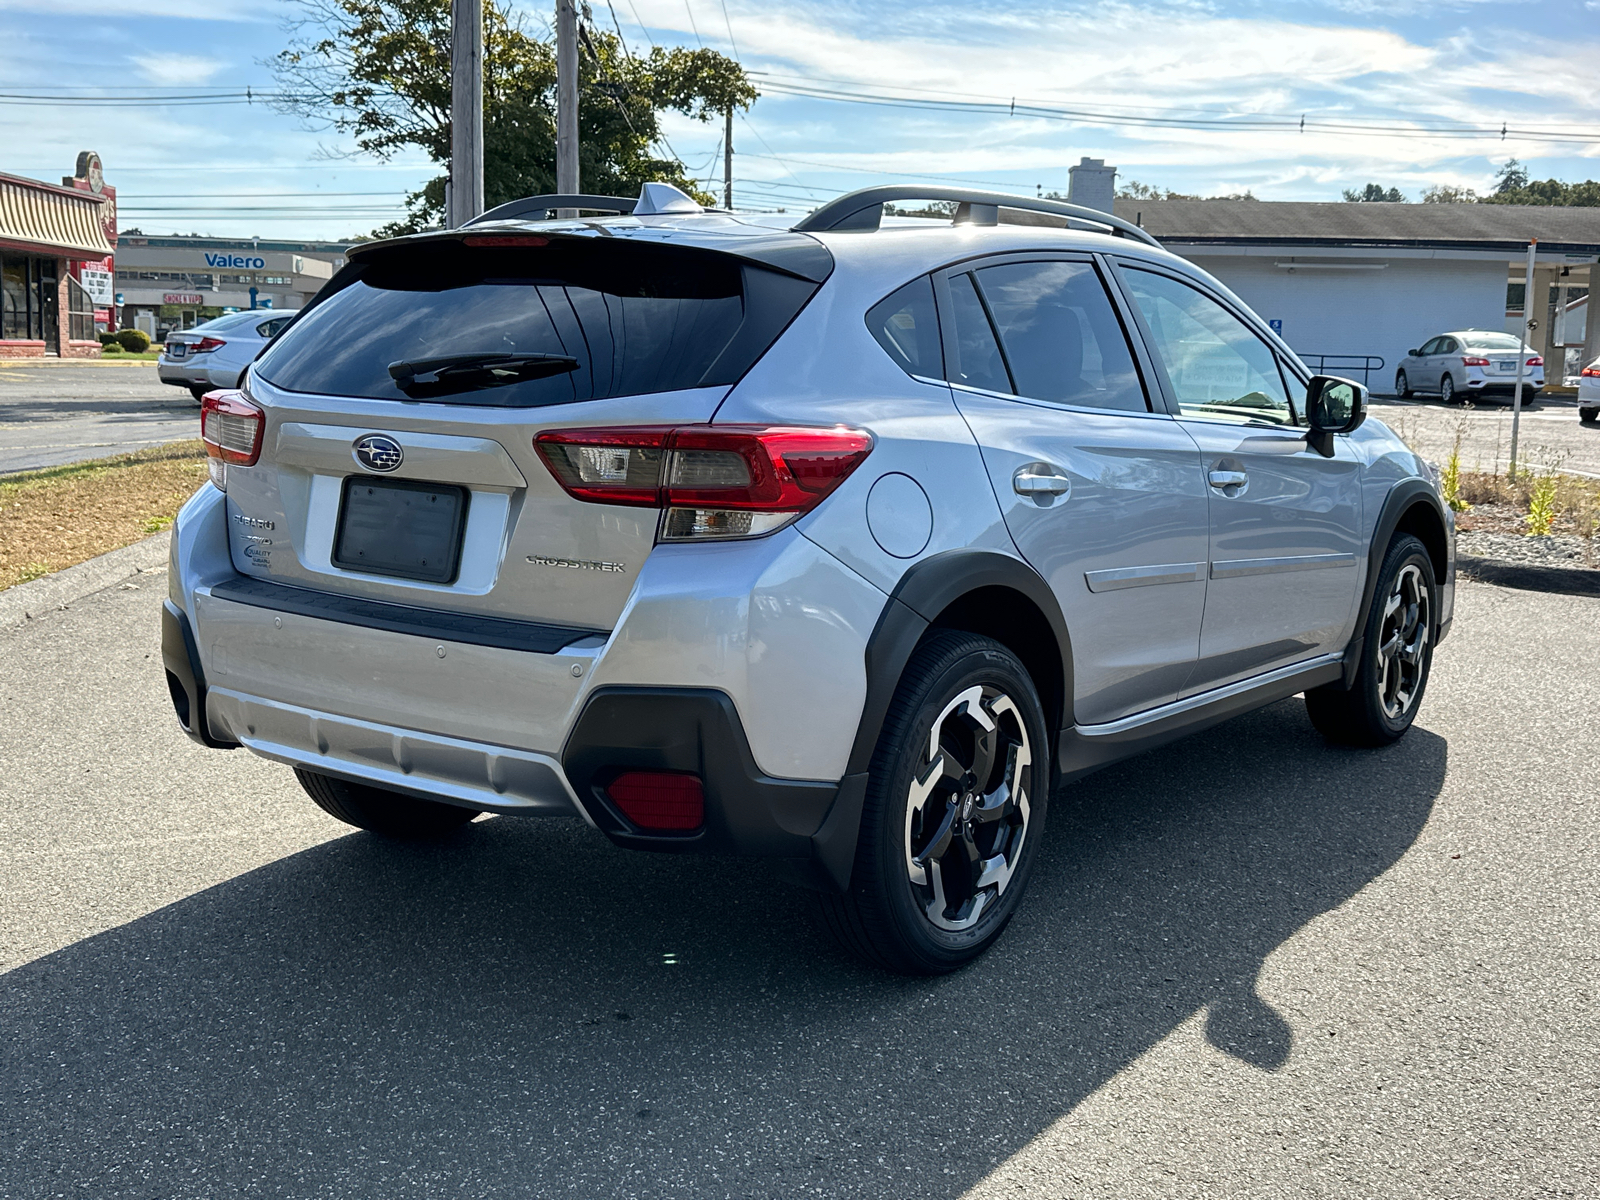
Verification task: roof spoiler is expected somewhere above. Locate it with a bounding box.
[464,182,704,226]
[791,185,1162,248]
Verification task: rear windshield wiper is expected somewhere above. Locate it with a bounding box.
[388,352,580,398]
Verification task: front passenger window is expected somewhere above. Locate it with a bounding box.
[1124,269,1294,426]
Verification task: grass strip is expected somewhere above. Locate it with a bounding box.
[0,441,208,591]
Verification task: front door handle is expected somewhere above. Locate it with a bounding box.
[1013,465,1072,497]
[1208,469,1248,490]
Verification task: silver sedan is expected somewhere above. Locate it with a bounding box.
[158,310,293,402]
[1394,330,1545,406]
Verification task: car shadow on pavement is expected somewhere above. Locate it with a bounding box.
[0,699,1446,1199]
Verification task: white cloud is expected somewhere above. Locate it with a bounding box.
[130,52,228,85]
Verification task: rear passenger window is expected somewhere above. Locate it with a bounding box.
[866,277,941,377]
[945,273,1012,394]
[972,261,1148,412]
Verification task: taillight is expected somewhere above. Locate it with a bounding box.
[201,389,264,481]
[1527,356,1543,367]
[192,336,226,354]
[535,424,874,541]
[1461,356,1490,367]
[606,771,704,831]
[1582,366,1600,378]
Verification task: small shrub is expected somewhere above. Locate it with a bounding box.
[1441,432,1469,513]
[1526,474,1558,537]
[97,330,119,346]
[114,328,151,353]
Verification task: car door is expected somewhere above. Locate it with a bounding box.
[1114,262,1363,693]
[939,254,1210,725]
[1412,337,1443,390]
[1433,336,1461,394]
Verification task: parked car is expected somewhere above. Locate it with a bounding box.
[1395,331,1543,405]
[1580,357,1600,423]
[163,183,1454,974]
[158,310,293,402]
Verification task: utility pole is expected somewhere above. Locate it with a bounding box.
[1510,237,1537,479]
[556,0,579,218]
[723,108,733,210]
[448,0,483,226]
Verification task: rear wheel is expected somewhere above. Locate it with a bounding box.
[188,384,210,403]
[294,768,479,837]
[1395,369,1412,398]
[1305,534,1436,747]
[816,632,1049,974]
[1581,407,1599,424]
[1439,374,1456,405]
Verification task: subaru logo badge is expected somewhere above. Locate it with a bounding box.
[353,434,403,472]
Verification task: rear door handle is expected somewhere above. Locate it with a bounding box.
[1013,465,1072,496]
[1208,469,1248,490]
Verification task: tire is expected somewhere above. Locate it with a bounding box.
[1439,374,1455,405]
[1395,370,1412,398]
[294,767,479,837]
[1305,534,1437,747]
[189,384,211,403]
[1581,407,1599,424]
[816,631,1050,974]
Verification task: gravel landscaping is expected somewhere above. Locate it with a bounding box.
[1456,530,1597,569]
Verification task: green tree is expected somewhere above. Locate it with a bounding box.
[1421,184,1478,203]
[1342,182,1407,202]
[1481,177,1600,207]
[270,0,756,235]
[1494,158,1530,194]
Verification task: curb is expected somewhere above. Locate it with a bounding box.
[0,531,171,631]
[1457,553,1600,599]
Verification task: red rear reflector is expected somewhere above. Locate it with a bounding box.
[201,389,265,466]
[462,235,549,247]
[607,771,705,831]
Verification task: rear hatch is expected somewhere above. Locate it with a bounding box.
[220,224,829,633]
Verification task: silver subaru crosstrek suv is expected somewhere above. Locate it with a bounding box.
[164,183,1454,974]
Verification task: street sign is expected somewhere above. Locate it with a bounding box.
[1269,319,1283,334]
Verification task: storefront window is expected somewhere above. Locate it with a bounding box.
[1,257,27,339]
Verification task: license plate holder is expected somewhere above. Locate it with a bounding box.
[332,476,469,584]
[1496,360,1515,372]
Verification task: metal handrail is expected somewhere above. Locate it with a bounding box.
[1300,354,1385,386]
[791,185,1162,248]
[464,194,638,226]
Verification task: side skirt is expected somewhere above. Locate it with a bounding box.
[1057,653,1343,784]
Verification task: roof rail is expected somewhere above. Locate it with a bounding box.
[464,194,637,226]
[791,185,1161,248]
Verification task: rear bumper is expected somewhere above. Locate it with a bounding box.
[1464,379,1542,396]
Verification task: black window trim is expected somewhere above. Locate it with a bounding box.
[929,249,1165,420]
[1104,255,1312,429]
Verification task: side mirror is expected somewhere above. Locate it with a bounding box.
[1305,375,1367,457]
[1406,348,1421,358]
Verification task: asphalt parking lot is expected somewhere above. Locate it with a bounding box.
[1,566,1595,1198]
[0,360,194,475]
[1371,392,1600,477]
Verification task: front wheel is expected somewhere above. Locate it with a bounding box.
[816,631,1050,974]
[1439,374,1456,405]
[295,768,479,837]
[1305,534,1436,746]
[1395,370,1412,398]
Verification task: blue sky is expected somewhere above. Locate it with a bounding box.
[2,0,1597,239]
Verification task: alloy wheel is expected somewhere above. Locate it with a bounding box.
[903,685,1033,932]
[1376,563,1430,720]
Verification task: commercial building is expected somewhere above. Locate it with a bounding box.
[0,152,116,358]
[1110,198,1599,392]
[113,236,348,340]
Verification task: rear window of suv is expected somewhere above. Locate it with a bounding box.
[254,237,820,406]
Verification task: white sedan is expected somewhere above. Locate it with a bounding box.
[158,310,293,402]
[1581,358,1599,424]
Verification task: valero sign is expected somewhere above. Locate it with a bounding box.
[205,252,266,270]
